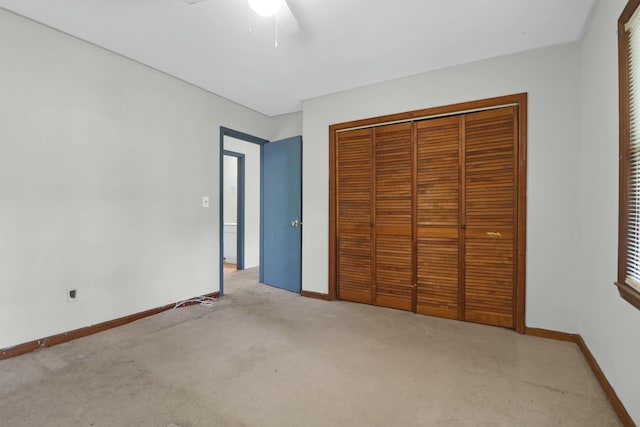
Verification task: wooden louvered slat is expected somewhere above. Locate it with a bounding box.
[336,128,373,304]
[374,122,413,311]
[415,116,461,319]
[464,107,516,328]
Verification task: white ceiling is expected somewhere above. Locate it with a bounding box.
[0,0,598,116]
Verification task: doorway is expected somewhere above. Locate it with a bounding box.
[219,128,267,296]
[222,151,245,273]
[219,128,303,296]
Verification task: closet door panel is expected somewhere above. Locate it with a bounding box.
[338,234,373,303]
[415,117,461,319]
[464,107,516,328]
[416,235,459,318]
[374,123,413,311]
[336,129,374,304]
[465,238,513,327]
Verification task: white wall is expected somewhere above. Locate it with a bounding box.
[223,136,261,269]
[222,155,238,263]
[578,0,640,421]
[223,155,238,224]
[271,111,303,141]
[302,44,583,333]
[0,8,271,349]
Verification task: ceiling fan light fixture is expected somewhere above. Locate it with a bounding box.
[248,0,283,17]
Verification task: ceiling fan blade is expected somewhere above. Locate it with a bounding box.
[277,1,299,34]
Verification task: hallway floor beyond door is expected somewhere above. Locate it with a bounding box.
[0,269,620,426]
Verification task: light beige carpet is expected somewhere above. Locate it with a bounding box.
[0,268,621,426]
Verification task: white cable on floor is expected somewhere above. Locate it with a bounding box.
[172,295,217,310]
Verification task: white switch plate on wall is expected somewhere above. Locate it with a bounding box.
[202,196,209,208]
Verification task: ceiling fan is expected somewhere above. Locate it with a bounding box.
[182,0,299,37]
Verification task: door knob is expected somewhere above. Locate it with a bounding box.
[291,219,302,227]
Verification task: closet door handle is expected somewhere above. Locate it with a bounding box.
[460,224,467,230]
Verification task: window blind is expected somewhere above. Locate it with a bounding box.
[624,7,640,292]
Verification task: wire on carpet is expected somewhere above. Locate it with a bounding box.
[172,296,217,310]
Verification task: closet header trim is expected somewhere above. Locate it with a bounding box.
[336,103,519,133]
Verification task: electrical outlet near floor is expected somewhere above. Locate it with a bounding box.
[66,288,78,302]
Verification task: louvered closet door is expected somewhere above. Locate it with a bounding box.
[464,107,517,328]
[415,116,462,319]
[374,122,414,310]
[336,128,374,304]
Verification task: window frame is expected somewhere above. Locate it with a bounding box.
[618,0,640,310]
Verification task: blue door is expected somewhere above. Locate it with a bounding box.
[261,136,302,293]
